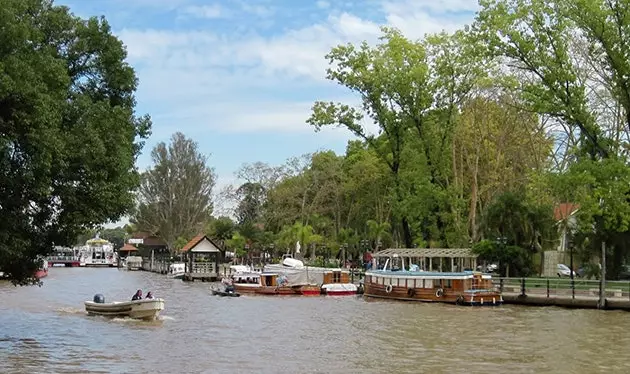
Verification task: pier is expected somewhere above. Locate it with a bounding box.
[494,277,630,311]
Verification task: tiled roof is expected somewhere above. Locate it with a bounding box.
[554,203,580,221]
[121,243,138,252]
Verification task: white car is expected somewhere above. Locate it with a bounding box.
[557,264,577,278]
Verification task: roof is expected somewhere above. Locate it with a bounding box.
[554,203,580,221]
[372,248,477,258]
[120,243,138,252]
[180,234,222,252]
[130,231,167,247]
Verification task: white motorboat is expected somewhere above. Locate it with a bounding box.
[84,295,165,320]
[167,263,185,279]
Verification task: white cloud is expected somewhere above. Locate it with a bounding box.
[316,1,330,9]
[180,4,226,19]
[115,0,476,140]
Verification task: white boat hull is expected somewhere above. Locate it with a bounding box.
[84,298,165,320]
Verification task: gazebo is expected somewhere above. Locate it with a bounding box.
[180,234,222,281]
[119,243,138,258]
[372,248,478,272]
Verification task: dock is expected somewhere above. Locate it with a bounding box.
[495,277,630,311]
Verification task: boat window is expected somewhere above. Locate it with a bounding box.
[424,279,433,288]
[445,279,452,288]
[333,271,341,283]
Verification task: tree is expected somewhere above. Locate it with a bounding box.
[0,0,151,285]
[132,132,216,253]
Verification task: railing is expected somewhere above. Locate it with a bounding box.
[189,262,216,274]
[492,277,630,300]
[48,256,80,261]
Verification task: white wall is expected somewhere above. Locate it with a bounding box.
[191,238,220,253]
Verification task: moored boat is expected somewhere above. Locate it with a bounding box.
[264,258,358,296]
[364,253,502,306]
[34,259,49,279]
[231,271,320,296]
[167,263,185,279]
[84,294,165,320]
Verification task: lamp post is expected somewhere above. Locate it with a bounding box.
[496,236,507,276]
[342,243,348,267]
[568,236,575,299]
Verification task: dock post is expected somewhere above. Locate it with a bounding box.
[598,240,606,309]
[546,278,550,298]
[520,278,526,297]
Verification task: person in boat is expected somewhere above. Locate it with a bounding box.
[145,291,154,299]
[131,289,142,300]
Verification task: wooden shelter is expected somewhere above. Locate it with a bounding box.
[119,243,138,258]
[372,248,478,272]
[180,234,222,281]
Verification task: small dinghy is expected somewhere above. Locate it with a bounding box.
[84,294,165,320]
[211,285,240,297]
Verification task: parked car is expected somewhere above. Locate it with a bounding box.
[557,264,577,278]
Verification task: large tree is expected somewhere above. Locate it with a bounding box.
[0,0,151,285]
[132,132,216,252]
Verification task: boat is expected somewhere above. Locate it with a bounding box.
[47,246,85,267]
[264,258,358,296]
[124,256,143,271]
[231,271,320,296]
[79,235,118,267]
[167,263,185,279]
[210,284,241,297]
[84,294,165,320]
[34,259,49,279]
[363,254,503,306]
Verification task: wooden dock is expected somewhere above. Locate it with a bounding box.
[495,277,630,311]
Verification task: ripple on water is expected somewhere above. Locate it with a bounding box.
[3,269,630,374]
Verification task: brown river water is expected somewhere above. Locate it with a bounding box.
[1,267,629,374]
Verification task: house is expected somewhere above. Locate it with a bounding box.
[542,203,580,277]
[554,203,580,252]
[180,234,223,281]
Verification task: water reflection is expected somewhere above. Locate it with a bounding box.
[1,268,629,373]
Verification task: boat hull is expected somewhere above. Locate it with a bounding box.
[321,283,358,296]
[211,289,241,297]
[364,283,502,306]
[84,299,165,320]
[34,269,48,279]
[234,284,320,296]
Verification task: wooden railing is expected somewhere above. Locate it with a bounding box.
[492,277,630,300]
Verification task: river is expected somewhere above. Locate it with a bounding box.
[1,267,629,374]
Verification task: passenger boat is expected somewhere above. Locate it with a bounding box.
[48,246,85,267]
[79,235,117,267]
[264,257,358,296]
[231,271,320,296]
[84,294,165,320]
[364,254,502,306]
[167,263,185,279]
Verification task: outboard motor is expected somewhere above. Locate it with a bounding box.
[93,294,105,303]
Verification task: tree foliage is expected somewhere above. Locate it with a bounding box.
[0,0,150,285]
[132,132,215,253]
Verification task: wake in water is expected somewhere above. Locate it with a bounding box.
[55,307,86,315]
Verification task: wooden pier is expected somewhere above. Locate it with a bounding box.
[495,277,630,311]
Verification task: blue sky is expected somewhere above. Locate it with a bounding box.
[54,0,478,221]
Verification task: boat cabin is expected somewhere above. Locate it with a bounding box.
[323,269,350,284]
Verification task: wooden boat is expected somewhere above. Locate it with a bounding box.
[231,271,320,296]
[264,258,358,296]
[364,254,502,306]
[84,295,165,320]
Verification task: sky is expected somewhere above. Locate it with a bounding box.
[53,0,479,225]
